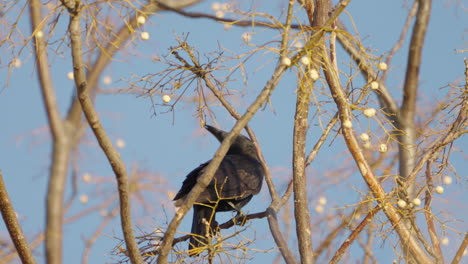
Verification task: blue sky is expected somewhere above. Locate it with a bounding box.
[1,0,467,263]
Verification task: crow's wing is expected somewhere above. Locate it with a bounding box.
[173,161,209,202]
[173,155,263,205]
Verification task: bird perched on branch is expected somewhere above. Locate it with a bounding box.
[173,125,264,256]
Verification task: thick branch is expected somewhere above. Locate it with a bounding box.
[66,5,143,264]
[0,171,37,264]
[291,2,318,261]
[29,1,71,264]
[321,44,434,264]
[398,0,432,186]
[451,233,468,264]
[292,77,314,264]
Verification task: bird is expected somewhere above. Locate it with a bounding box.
[173,125,264,256]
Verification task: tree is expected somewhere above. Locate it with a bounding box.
[0,0,467,264]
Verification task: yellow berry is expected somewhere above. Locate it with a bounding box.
[141,32,150,40]
[379,143,388,153]
[378,62,388,71]
[162,95,171,103]
[363,108,376,118]
[281,57,291,66]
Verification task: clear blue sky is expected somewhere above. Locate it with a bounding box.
[1,0,467,263]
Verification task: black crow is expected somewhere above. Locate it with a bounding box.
[173,125,264,256]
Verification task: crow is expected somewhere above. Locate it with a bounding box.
[173,125,264,256]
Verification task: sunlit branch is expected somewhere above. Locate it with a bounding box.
[321,36,434,264]
[292,0,325,262]
[424,161,443,263]
[29,1,71,263]
[328,205,381,264]
[0,171,37,264]
[64,1,144,263]
[398,0,432,193]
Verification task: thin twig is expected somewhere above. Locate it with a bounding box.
[398,0,432,192]
[424,161,443,263]
[328,205,381,264]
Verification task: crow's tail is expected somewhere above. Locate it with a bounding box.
[189,205,215,256]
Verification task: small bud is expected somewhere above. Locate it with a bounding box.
[241,32,251,42]
[82,173,92,183]
[67,72,74,80]
[319,197,327,205]
[300,56,310,65]
[412,198,421,206]
[294,41,304,49]
[379,143,388,153]
[36,30,44,38]
[360,133,370,141]
[315,205,324,214]
[79,195,89,204]
[443,176,452,185]
[363,141,372,149]
[162,95,171,103]
[13,58,22,68]
[137,16,146,25]
[116,139,125,149]
[370,81,379,90]
[309,69,319,81]
[211,2,221,10]
[215,11,225,18]
[378,62,388,71]
[441,237,449,246]
[342,119,353,128]
[224,24,232,30]
[363,108,376,117]
[435,186,444,194]
[397,199,407,209]
[281,57,291,66]
[221,3,230,11]
[141,32,150,40]
[102,76,112,85]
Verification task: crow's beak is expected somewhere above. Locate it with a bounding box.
[205,125,227,143]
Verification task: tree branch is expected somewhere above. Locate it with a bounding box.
[328,205,381,264]
[451,233,468,264]
[0,170,37,264]
[424,161,443,263]
[321,38,434,264]
[64,1,143,263]
[29,1,71,263]
[398,0,432,192]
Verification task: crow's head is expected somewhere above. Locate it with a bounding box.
[205,125,258,159]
